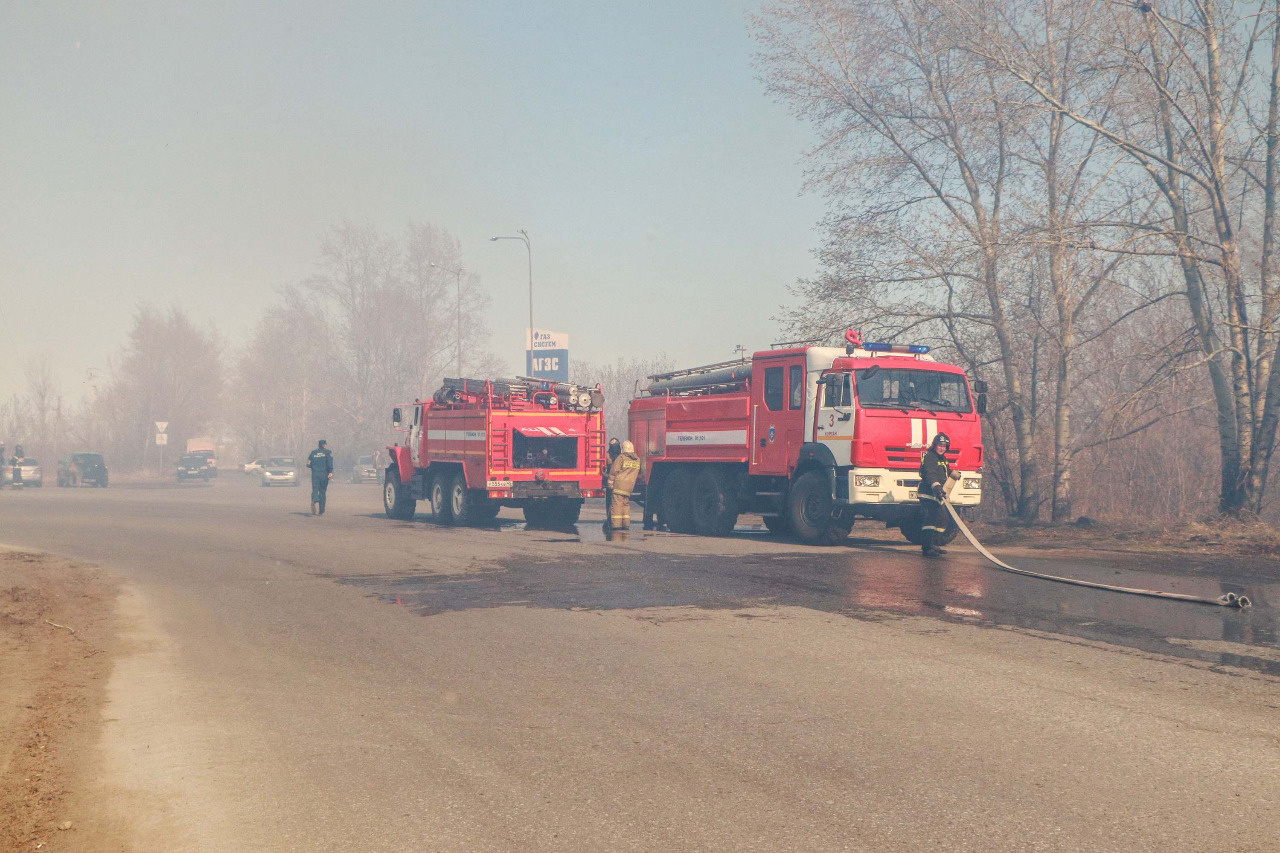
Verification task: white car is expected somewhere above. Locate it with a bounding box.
[259,457,299,487]
[3,459,42,487]
[243,458,267,475]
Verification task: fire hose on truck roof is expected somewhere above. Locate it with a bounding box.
[432,376,604,412]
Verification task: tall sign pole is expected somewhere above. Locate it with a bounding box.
[155,421,169,473]
[490,229,533,372]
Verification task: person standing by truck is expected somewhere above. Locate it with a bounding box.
[307,439,334,516]
[917,433,960,557]
[602,438,621,525]
[606,440,641,530]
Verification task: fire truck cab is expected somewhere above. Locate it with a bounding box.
[628,332,986,544]
[384,377,606,527]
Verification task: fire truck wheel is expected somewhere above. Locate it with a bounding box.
[522,503,548,527]
[548,499,583,526]
[787,470,834,544]
[383,470,417,520]
[448,472,475,525]
[898,519,926,545]
[821,518,854,545]
[474,499,501,522]
[660,468,696,533]
[429,473,453,524]
[691,467,738,536]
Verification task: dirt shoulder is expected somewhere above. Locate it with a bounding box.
[0,549,118,852]
[964,518,1280,580]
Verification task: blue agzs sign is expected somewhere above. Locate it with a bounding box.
[526,329,569,382]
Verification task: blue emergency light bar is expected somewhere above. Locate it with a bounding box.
[861,342,931,354]
[844,330,929,355]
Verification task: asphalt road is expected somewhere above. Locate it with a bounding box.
[2,476,1278,852]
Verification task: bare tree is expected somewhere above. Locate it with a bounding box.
[756,0,1047,518]
[81,306,224,470]
[967,0,1280,514]
[230,221,502,461]
[0,355,65,463]
[231,288,338,459]
[575,354,675,441]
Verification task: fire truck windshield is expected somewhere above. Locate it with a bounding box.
[855,368,972,413]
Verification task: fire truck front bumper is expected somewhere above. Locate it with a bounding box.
[844,468,982,507]
[510,481,584,500]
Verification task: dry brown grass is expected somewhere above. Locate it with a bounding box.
[969,516,1280,559]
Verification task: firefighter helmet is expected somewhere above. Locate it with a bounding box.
[931,433,950,451]
[621,440,635,454]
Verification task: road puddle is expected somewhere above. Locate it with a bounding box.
[334,547,1278,676]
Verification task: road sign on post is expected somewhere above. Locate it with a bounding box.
[155,429,169,472]
[526,329,569,382]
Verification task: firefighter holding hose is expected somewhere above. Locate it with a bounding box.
[918,433,961,557]
[606,440,641,530]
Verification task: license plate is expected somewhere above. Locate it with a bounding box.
[486,480,513,489]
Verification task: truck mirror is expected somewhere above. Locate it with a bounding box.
[823,374,841,399]
[972,379,988,394]
[392,407,402,428]
[976,393,987,415]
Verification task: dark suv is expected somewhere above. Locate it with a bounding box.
[176,454,212,482]
[57,452,109,487]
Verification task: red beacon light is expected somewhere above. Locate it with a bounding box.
[845,329,929,355]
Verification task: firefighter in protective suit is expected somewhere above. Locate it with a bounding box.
[918,432,961,557]
[606,440,641,530]
[603,438,621,511]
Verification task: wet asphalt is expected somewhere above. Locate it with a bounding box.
[4,475,1275,676]
[2,477,1278,851]
[336,515,1278,677]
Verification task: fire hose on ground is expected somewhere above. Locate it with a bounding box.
[942,502,1251,609]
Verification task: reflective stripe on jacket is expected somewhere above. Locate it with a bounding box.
[607,453,641,496]
[918,449,950,496]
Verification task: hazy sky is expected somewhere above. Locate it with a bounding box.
[0,1,824,403]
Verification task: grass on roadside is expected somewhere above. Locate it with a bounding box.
[969,516,1280,560]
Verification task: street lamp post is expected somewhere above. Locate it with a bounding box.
[431,262,465,377]
[490,229,533,371]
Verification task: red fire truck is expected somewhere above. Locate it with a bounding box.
[384,377,606,527]
[628,331,987,544]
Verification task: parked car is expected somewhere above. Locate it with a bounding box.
[243,458,267,475]
[176,454,212,481]
[56,452,109,487]
[2,458,42,487]
[350,454,380,484]
[259,457,299,487]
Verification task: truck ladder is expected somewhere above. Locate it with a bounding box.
[489,426,510,474]
[587,421,606,476]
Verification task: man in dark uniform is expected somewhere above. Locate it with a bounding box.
[306,439,334,515]
[917,432,960,557]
